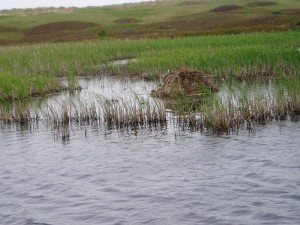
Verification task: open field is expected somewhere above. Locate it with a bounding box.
[0,0,299,43]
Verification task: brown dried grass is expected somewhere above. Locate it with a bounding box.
[246,1,279,7]
[152,67,218,98]
[26,21,99,35]
[114,18,141,24]
[210,5,243,13]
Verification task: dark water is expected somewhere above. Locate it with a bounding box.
[0,77,300,225]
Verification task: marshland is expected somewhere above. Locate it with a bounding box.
[1,0,300,224]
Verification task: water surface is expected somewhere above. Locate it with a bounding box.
[0,77,299,225]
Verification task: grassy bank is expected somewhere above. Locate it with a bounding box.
[1,31,299,79]
[0,73,64,101]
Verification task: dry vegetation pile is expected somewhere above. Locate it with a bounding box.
[152,67,218,98]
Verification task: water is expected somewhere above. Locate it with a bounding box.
[1,77,300,225]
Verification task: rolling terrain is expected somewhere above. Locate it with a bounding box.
[0,0,299,44]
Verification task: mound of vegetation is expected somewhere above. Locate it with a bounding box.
[26,21,99,35]
[152,68,218,98]
[114,18,141,24]
[210,5,243,13]
[246,1,279,7]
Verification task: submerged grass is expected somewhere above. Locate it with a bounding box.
[1,76,299,135]
[0,92,166,131]
[172,76,300,134]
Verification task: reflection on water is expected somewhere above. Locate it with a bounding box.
[0,76,300,225]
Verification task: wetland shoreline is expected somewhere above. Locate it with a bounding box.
[0,31,299,134]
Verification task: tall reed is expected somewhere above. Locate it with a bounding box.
[1,77,299,135]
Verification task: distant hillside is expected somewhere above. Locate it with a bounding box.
[0,0,299,44]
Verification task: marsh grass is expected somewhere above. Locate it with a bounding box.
[0,92,166,132]
[0,30,299,134]
[0,73,63,101]
[2,76,299,135]
[1,31,299,81]
[96,93,166,128]
[164,76,300,134]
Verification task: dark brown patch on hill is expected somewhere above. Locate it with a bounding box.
[0,25,20,32]
[281,8,300,14]
[178,0,204,6]
[210,5,243,13]
[114,18,141,24]
[26,21,99,35]
[246,1,279,7]
[151,67,218,98]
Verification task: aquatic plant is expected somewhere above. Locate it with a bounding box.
[165,76,300,134]
[96,94,166,128]
[2,77,299,135]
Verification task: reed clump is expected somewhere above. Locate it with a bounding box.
[167,77,300,134]
[97,94,166,128]
[1,93,167,131]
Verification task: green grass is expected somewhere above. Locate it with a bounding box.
[0,31,299,79]
[0,73,63,101]
[0,30,298,105]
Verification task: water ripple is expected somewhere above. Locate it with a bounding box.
[0,121,300,224]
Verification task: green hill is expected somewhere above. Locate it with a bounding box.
[0,0,299,44]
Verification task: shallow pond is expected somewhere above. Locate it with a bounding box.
[0,77,300,225]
